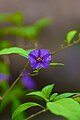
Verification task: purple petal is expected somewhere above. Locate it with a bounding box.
[28,50,39,58]
[40,61,50,68]
[39,49,51,58]
[30,62,41,69]
[0,73,10,82]
[37,49,41,57]
[21,71,36,89]
[28,53,36,60]
[28,52,37,68]
[42,53,51,61]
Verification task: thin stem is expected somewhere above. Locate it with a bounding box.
[23,72,38,77]
[26,109,46,120]
[51,39,80,55]
[72,94,80,98]
[1,61,29,100]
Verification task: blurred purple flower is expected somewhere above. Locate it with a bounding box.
[21,71,36,90]
[0,73,10,82]
[28,49,51,69]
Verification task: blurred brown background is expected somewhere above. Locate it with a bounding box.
[0,0,80,120]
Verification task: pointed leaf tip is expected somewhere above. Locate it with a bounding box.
[41,84,55,99]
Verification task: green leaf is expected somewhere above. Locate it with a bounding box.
[0,14,7,23]
[34,18,51,30]
[65,30,77,44]
[0,80,9,94]
[0,12,23,25]
[19,49,33,58]
[0,90,12,112]
[0,40,11,49]
[12,102,42,119]
[20,26,38,40]
[72,94,80,103]
[0,18,51,39]
[9,12,23,25]
[11,86,26,98]
[0,84,26,111]
[0,47,32,58]
[47,98,80,120]
[50,93,58,101]
[73,97,80,103]
[27,84,55,101]
[0,62,10,74]
[50,63,64,66]
[54,93,78,101]
[41,84,55,99]
[11,98,26,120]
[0,86,25,112]
[27,91,48,101]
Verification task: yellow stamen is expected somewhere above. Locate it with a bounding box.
[37,57,42,62]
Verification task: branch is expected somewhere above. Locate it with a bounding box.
[51,39,80,55]
[72,94,80,98]
[26,109,46,120]
[23,72,38,77]
[1,61,29,101]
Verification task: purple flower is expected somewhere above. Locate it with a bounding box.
[0,73,10,82]
[21,71,36,90]
[28,49,51,69]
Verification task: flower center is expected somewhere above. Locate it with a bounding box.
[37,57,42,62]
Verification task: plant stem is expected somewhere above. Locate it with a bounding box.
[72,94,80,98]
[26,109,46,120]
[1,61,29,100]
[51,39,80,55]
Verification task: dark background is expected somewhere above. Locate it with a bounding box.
[0,0,80,120]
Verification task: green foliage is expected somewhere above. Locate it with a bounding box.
[0,26,38,39]
[0,62,10,75]
[0,16,51,40]
[0,83,26,119]
[47,98,80,120]
[16,26,39,40]
[12,102,42,119]
[27,91,48,101]
[26,84,80,103]
[53,92,77,101]
[50,93,58,101]
[73,97,80,103]
[10,86,26,98]
[0,40,11,49]
[0,47,32,58]
[41,84,54,99]
[0,89,13,112]
[8,12,23,25]
[11,98,26,120]
[0,12,23,25]
[65,30,77,44]
[0,14,7,23]
[12,84,80,120]
[27,84,54,101]
[0,81,9,94]
[0,86,25,112]
[34,18,51,30]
